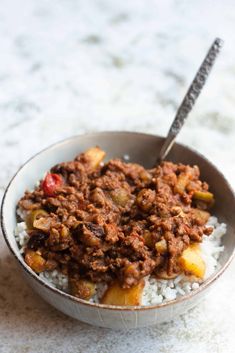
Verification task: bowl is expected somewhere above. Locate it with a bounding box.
[1,131,235,329]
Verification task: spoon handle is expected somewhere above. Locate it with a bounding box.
[158,37,224,163]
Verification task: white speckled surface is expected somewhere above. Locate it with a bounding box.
[1,0,235,352]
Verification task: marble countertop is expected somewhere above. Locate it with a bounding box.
[1,0,235,352]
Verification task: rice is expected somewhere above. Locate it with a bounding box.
[39,270,69,292]
[14,216,226,305]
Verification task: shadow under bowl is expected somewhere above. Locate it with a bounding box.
[1,131,235,329]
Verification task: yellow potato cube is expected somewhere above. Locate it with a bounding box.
[191,208,210,224]
[84,147,106,169]
[101,280,144,306]
[25,250,46,273]
[174,174,189,195]
[178,244,205,279]
[155,239,167,254]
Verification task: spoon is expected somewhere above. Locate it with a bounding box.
[157,37,224,163]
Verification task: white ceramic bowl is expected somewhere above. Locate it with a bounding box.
[1,132,235,329]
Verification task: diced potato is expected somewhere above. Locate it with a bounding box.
[143,231,154,248]
[33,217,52,232]
[25,249,47,273]
[191,208,210,224]
[69,278,96,300]
[178,243,205,279]
[171,206,184,216]
[26,209,48,230]
[193,191,214,203]
[101,280,144,306]
[174,174,189,195]
[110,188,130,207]
[61,225,70,238]
[84,147,106,169]
[155,239,167,254]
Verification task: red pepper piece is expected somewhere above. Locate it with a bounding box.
[42,173,63,196]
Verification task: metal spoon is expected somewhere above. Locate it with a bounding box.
[157,37,224,163]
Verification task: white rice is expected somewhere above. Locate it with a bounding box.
[14,216,226,305]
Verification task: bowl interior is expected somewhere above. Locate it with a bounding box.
[2,131,235,301]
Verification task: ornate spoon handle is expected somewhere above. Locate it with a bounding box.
[157,37,224,163]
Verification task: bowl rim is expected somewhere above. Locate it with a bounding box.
[1,130,235,311]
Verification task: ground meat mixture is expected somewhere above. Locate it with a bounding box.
[18,147,214,298]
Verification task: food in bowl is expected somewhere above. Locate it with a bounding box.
[15,147,226,306]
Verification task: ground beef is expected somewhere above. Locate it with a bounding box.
[18,147,213,294]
